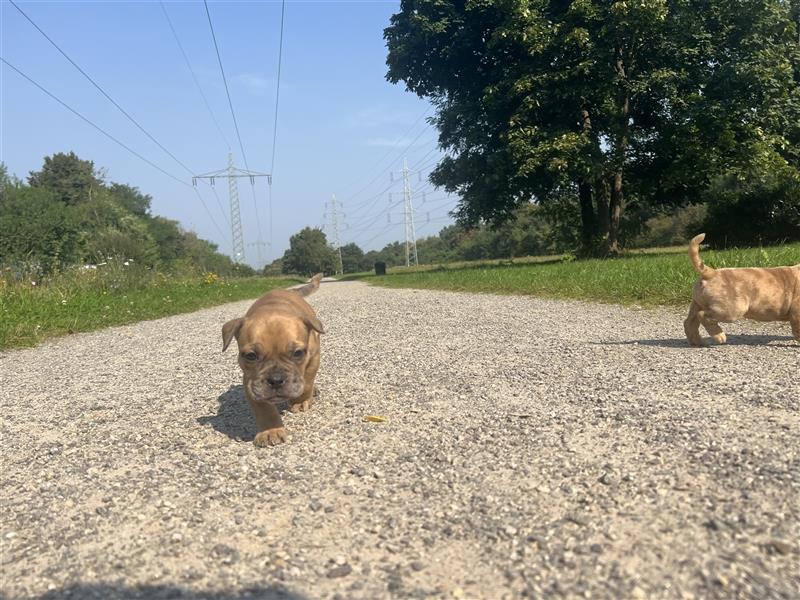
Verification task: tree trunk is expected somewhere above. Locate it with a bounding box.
[578,181,597,249]
[608,47,630,254]
[608,170,623,253]
[578,107,599,250]
[595,176,610,238]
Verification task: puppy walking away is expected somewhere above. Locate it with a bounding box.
[222,274,324,446]
[683,234,799,346]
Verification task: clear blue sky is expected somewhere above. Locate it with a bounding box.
[1,0,456,268]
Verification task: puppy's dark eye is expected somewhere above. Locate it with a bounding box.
[292,348,306,360]
[242,351,258,362]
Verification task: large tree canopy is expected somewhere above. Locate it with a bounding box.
[385,0,800,251]
[281,227,337,276]
[28,151,102,206]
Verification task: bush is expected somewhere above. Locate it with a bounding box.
[702,167,800,247]
[0,185,81,272]
[630,204,708,248]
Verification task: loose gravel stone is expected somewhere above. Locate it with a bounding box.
[1,281,798,599]
[326,564,353,579]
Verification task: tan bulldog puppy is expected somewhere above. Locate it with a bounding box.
[684,234,800,346]
[222,274,324,446]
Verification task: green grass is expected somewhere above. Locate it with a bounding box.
[348,242,800,307]
[0,264,300,349]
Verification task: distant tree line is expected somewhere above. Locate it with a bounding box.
[0,152,254,276]
[269,192,796,276]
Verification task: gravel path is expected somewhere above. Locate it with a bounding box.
[1,281,798,600]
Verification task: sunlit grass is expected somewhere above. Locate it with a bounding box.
[348,242,800,307]
[0,261,299,349]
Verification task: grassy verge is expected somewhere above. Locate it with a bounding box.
[346,242,800,307]
[0,265,300,350]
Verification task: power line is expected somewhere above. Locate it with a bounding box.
[270,0,286,177]
[202,0,266,258]
[357,223,397,248]
[412,157,441,175]
[6,1,231,244]
[158,0,232,233]
[1,57,227,241]
[340,108,432,206]
[343,178,401,221]
[345,164,439,226]
[345,190,403,229]
[346,198,405,234]
[8,0,198,178]
[159,0,231,151]
[1,58,184,187]
[409,144,439,171]
[192,187,228,244]
[268,0,287,262]
[208,183,231,228]
[203,0,249,171]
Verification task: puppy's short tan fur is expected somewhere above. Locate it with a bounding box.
[684,234,800,346]
[222,274,324,446]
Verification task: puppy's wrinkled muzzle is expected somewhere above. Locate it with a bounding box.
[247,376,303,406]
[266,369,288,390]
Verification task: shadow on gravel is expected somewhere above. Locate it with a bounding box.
[197,385,256,442]
[24,583,307,600]
[593,334,797,348]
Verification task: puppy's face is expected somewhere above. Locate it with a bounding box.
[222,314,320,405]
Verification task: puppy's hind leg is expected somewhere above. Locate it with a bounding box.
[790,312,800,343]
[700,313,727,345]
[684,302,706,347]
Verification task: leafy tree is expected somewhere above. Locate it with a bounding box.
[630,204,708,248]
[0,185,80,272]
[262,258,284,277]
[109,183,151,217]
[0,163,22,190]
[146,216,184,264]
[703,164,800,246]
[28,152,102,206]
[374,241,407,266]
[73,189,159,266]
[414,232,455,264]
[385,0,800,252]
[177,231,251,276]
[339,242,370,273]
[281,227,337,276]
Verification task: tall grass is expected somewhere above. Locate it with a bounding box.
[0,260,299,349]
[353,242,800,307]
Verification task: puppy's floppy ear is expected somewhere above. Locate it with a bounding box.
[222,318,244,351]
[303,316,325,334]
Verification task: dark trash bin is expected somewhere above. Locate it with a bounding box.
[374,261,386,276]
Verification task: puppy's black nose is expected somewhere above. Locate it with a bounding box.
[267,373,286,388]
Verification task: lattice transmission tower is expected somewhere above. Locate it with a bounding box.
[401,158,419,267]
[324,194,344,275]
[193,152,270,264]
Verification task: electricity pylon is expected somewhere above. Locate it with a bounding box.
[324,194,344,275]
[193,152,271,264]
[401,158,418,267]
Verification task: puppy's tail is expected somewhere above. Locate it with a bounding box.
[293,273,323,297]
[689,233,715,279]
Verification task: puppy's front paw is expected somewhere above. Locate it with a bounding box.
[254,427,288,447]
[289,397,313,413]
[712,332,727,344]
